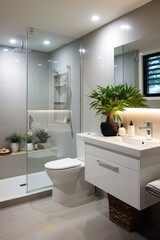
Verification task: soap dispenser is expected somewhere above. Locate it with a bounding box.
[128,121,135,137]
[118,123,126,136]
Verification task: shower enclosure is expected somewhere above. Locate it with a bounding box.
[27,28,81,192]
[0,28,81,202]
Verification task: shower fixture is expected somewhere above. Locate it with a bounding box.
[12,40,30,54]
[66,65,73,137]
[66,65,71,70]
[29,115,33,129]
[52,69,59,75]
[29,27,34,35]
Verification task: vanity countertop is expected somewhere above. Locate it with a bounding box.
[84,135,160,159]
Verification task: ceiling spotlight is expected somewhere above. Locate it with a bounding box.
[3,48,9,52]
[43,40,50,45]
[120,24,130,30]
[91,15,99,22]
[10,39,16,44]
[79,48,86,53]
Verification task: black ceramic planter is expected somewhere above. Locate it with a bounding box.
[100,122,119,136]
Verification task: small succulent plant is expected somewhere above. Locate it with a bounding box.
[34,129,50,143]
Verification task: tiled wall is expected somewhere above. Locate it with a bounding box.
[0,46,26,148]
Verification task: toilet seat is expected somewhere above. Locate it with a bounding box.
[45,158,82,170]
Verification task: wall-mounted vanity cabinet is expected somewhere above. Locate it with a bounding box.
[84,136,160,210]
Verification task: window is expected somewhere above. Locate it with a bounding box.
[143,52,160,96]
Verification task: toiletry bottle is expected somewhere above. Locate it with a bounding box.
[34,142,38,150]
[128,121,135,137]
[118,123,126,136]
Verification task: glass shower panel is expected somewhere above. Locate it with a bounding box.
[26,28,81,192]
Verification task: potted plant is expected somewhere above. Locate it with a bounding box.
[34,129,50,149]
[5,133,24,152]
[26,131,34,151]
[88,83,148,136]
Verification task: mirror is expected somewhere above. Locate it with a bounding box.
[114,32,160,108]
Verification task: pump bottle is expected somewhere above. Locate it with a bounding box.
[128,121,135,137]
[118,123,126,136]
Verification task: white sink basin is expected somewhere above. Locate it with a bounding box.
[84,135,160,158]
[123,136,160,146]
[101,136,160,147]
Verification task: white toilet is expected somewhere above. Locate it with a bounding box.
[45,133,95,204]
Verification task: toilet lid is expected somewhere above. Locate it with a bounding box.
[45,158,82,170]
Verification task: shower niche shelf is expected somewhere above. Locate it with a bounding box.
[54,101,67,110]
[0,147,57,157]
[55,84,65,88]
[53,70,69,110]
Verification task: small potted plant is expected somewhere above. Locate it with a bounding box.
[88,83,148,136]
[34,129,50,149]
[5,133,24,152]
[26,131,34,151]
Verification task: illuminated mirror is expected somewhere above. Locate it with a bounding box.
[114,33,160,108]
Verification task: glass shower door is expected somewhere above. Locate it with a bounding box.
[26,28,81,192]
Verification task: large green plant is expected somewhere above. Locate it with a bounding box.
[88,83,148,122]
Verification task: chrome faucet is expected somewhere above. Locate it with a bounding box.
[139,122,152,140]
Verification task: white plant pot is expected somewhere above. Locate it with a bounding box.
[27,143,33,151]
[11,143,19,153]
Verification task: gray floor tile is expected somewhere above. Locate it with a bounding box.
[0,196,147,240]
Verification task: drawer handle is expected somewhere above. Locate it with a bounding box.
[97,160,119,173]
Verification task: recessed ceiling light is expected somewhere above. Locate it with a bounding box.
[120,24,130,30]
[3,48,9,52]
[91,15,99,22]
[10,39,16,44]
[79,48,86,53]
[43,40,50,45]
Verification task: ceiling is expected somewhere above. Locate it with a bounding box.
[0,0,151,52]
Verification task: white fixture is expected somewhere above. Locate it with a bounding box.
[43,40,50,45]
[9,39,16,44]
[139,121,152,140]
[120,24,130,30]
[45,133,95,204]
[91,15,99,22]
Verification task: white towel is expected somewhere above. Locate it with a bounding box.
[145,179,160,198]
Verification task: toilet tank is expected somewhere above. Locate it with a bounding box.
[76,132,96,162]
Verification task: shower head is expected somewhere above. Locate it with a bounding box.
[66,65,71,69]
[29,27,34,35]
[52,69,59,75]
[12,41,31,54]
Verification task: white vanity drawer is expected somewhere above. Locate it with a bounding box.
[85,152,139,209]
[85,144,139,171]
